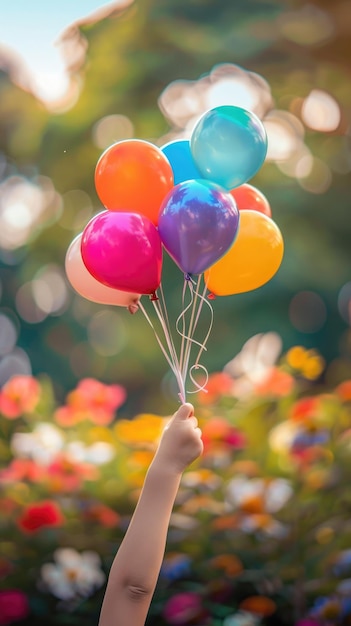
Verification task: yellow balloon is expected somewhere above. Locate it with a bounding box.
[205,210,284,295]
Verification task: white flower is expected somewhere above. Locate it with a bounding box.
[225,476,292,538]
[40,548,106,601]
[11,423,64,464]
[66,441,115,465]
[224,332,283,397]
[223,612,260,626]
[226,476,292,513]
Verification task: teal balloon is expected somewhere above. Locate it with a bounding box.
[161,139,202,184]
[190,106,268,190]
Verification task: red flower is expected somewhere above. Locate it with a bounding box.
[290,396,320,421]
[0,376,41,419]
[0,590,29,625]
[17,500,64,533]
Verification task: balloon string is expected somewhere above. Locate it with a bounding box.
[187,363,209,395]
[193,281,214,368]
[176,278,195,377]
[158,282,181,373]
[178,279,188,377]
[138,301,177,374]
[180,275,203,382]
[151,296,186,403]
[176,276,214,395]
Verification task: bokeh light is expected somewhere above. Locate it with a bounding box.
[0,176,62,251]
[92,114,134,149]
[301,89,341,132]
[87,310,128,356]
[277,4,335,46]
[289,291,327,333]
[338,282,351,325]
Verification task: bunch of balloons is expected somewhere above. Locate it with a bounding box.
[65,105,284,401]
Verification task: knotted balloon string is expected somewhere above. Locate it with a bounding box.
[187,363,209,395]
[176,274,214,395]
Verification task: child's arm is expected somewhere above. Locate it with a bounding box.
[98,403,203,626]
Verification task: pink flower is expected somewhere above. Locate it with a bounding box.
[163,591,206,624]
[202,417,246,454]
[55,378,126,426]
[0,376,41,418]
[0,459,44,483]
[0,590,29,625]
[17,500,64,533]
[45,455,98,492]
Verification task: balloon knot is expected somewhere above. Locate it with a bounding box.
[150,292,159,301]
[184,273,192,281]
[128,303,139,315]
[208,292,216,300]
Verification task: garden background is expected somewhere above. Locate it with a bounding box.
[1,0,351,625]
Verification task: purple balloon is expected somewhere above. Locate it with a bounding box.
[158,180,240,275]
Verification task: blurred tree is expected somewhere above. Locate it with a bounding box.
[0,0,350,414]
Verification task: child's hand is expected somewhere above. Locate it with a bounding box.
[154,403,203,474]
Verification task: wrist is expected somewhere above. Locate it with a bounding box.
[150,452,185,479]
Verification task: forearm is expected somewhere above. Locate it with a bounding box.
[109,457,181,590]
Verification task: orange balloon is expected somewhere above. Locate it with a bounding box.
[95,139,174,225]
[229,183,272,217]
[205,210,284,295]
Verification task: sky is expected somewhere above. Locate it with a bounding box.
[0,1,120,102]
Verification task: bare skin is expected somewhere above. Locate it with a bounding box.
[98,403,203,626]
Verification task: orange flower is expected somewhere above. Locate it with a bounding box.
[54,405,86,427]
[336,380,351,402]
[0,376,41,418]
[211,514,239,531]
[239,595,276,616]
[211,554,243,577]
[254,367,294,397]
[84,504,120,528]
[17,500,64,533]
[197,372,234,405]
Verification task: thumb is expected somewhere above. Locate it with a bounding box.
[173,403,194,421]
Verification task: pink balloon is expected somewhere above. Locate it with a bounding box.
[81,211,163,296]
[65,234,141,307]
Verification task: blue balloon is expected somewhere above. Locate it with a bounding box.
[161,139,202,185]
[190,106,268,190]
[158,179,240,275]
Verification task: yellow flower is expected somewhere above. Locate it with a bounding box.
[285,346,325,380]
[114,413,164,447]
